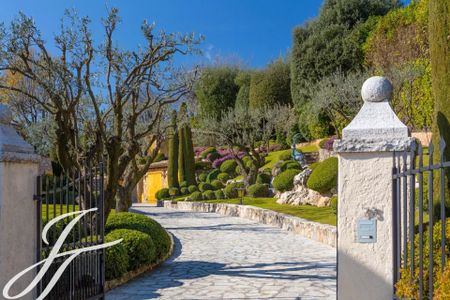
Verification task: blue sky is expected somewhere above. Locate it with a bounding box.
[0,0,325,69]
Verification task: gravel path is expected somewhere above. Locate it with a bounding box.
[106,206,336,300]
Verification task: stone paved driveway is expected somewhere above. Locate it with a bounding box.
[106,206,336,300]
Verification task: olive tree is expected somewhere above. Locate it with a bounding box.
[198,105,297,187]
[0,9,202,215]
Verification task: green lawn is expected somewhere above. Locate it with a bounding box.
[204,197,336,226]
[41,204,80,220]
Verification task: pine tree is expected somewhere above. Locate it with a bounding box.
[167,110,179,188]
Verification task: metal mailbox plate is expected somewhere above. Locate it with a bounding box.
[357,219,377,243]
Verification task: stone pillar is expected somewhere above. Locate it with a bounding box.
[0,104,40,300]
[334,77,415,300]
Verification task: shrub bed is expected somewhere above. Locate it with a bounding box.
[155,188,170,200]
[199,182,213,192]
[217,172,230,183]
[273,169,300,192]
[106,229,155,271]
[190,191,203,201]
[214,190,225,200]
[223,182,244,198]
[256,173,272,185]
[306,157,338,193]
[206,169,220,183]
[211,180,224,190]
[188,185,199,193]
[220,160,237,175]
[202,190,216,200]
[105,212,171,260]
[200,147,217,159]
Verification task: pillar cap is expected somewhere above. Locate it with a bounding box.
[335,77,412,153]
[0,104,39,163]
[361,76,393,103]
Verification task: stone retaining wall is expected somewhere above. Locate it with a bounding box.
[163,201,337,247]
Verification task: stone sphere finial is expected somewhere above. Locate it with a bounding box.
[0,104,13,125]
[361,76,393,103]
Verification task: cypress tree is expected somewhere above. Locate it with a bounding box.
[183,125,197,186]
[429,0,450,217]
[167,110,179,188]
[178,125,185,183]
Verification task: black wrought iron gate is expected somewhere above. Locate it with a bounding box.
[392,139,450,300]
[35,162,105,300]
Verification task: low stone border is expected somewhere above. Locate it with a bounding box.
[105,229,174,291]
[163,200,337,248]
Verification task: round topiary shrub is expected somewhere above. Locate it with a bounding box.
[214,190,225,200]
[223,182,244,199]
[206,169,220,183]
[198,182,213,192]
[179,181,188,188]
[220,160,238,175]
[211,179,224,190]
[306,157,338,193]
[308,162,319,171]
[180,187,189,195]
[105,212,170,260]
[272,169,299,192]
[206,151,221,162]
[217,172,230,183]
[281,160,301,171]
[188,185,199,193]
[278,150,292,161]
[155,188,170,200]
[235,165,241,174]
[198,172,208,182]
[200,147,217,159]
[195,161,211,171]
[190,191,203,201]
[256,173,271,185]
[105,232,129,280]
[106,229,155,271]
[247,183,269,198]
[169,187,179,197]
[330,196,338,215]
[202,190,215,200]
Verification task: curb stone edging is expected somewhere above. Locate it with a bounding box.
[105,228,175,291]
[163,200,337,248]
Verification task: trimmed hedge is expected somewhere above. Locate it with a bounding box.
[105,232,129,280]
[155,188,170,200]
[106,229,155,271]
[220,160,237,175]
[278,150,292,161]
[200,147,217,159]
[199,182,213,192]
[281,160,301,171]
[188,185,199,193]
[202,190,216,200]
[105,212,170,260]
[223,182,244,199]
[195,161,211,171]
[273,169,299,192]
[306,157,338,193]
[256,173,271,185]
[217,172,230,183]
[190,191,203,201]
[198,172,208,182]
[179,181,188,188]
[247,183,270,198]
[214,190,225,200]
[169,187,179,197]
[180,187,189,195]
[206,169,220,183]
[211,180,224,190]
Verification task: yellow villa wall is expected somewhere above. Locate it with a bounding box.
[140,169,168,204]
